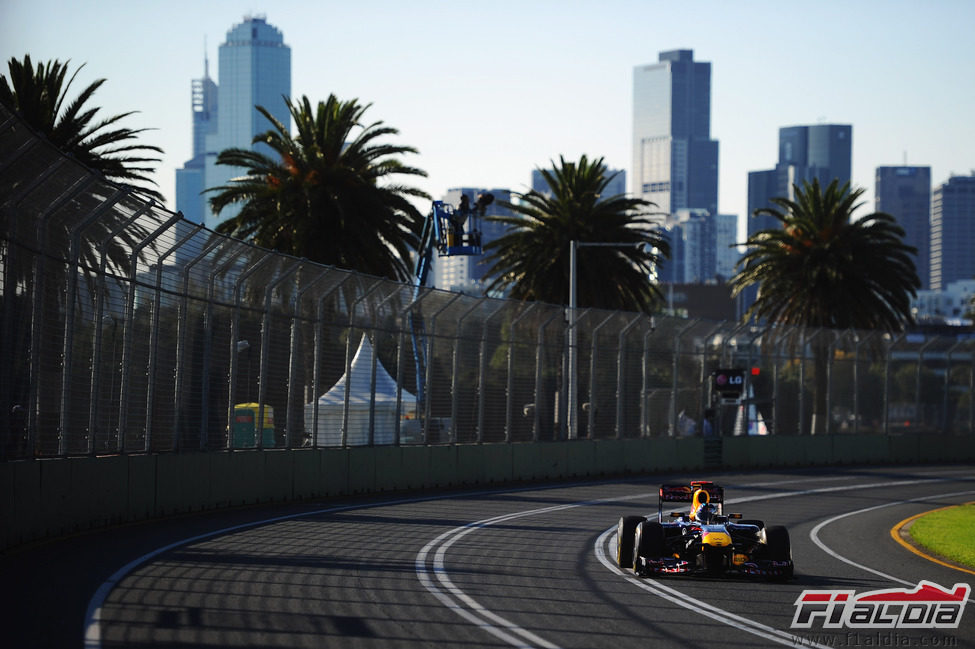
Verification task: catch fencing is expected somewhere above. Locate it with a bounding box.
[2,105,973,460]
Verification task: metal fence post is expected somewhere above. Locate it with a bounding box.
[640,322,654,438]
[256,259,303,449]
[562,307,591,439]
[943,339,964,433]
[286,266,330,448]
[117,209,184,453]
[57,188,130,455]
[916,337,937,431]
[366,286,404,446]
[144,216,200,453]
[883,333,905,435]
[824,330,844,435]
[423,292,462,442]
[533,308,561,441]
[587,312,616,438]
[341,278,383,447]
[180,237,236,450]
[12,170,100,455]
[477,302,506,443]
[615,314,644,439]
[505,302,538,442]
[670,319,700,437]
[853,331,874,435]
[227,253,276,449]
[311,274,354,448]
[452,297,487,444]
[86,201,163,454]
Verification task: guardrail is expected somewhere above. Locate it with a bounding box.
[3,434,974,550]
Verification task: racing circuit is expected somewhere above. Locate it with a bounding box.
[4,464,973,648]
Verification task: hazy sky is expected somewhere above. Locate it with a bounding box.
[3,0,973,240]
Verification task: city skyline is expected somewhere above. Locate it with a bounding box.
[2,0,973,243]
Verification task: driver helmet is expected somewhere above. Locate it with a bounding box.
[694,502,717,524]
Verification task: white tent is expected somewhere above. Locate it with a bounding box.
[304,335,417,446]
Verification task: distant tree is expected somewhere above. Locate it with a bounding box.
[207,94,429,282]
[731,178,920,432]
[0,54,163,201]
[481,155,670,311]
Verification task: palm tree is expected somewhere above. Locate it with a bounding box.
[207,94,429,282]
[0,55,163,201]
[481,155,670,311]
[730,178,920,432]
[1,57,164,455]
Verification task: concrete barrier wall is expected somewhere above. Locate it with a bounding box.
[3,434,974,551]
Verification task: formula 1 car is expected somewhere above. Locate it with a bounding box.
[616,480,793,579]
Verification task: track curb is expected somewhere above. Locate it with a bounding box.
[890,501,975,576]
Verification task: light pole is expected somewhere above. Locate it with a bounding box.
[567,239,650,439]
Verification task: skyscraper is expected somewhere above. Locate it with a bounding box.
[875,166,931,289]
[188,15,290,230]
[747,124,852,236]
[632,49,718,216]
[175,51,217,225]
[930,175,975,291]
[660,210,739,284]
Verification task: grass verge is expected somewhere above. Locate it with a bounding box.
[908,502,975,569]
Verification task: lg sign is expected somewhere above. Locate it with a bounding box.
[713,368,745,396]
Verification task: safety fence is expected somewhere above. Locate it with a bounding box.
[2,105,974,461]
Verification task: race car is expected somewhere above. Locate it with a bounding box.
[616,480,793,579]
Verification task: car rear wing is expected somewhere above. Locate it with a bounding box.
[658,481,724,521]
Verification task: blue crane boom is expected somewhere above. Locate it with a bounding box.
[410,194,492,436]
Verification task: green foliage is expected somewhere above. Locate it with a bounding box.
[207,94,428,282]
[0,54,163,201]
[732,179,920,332]
[481,155,670,311]
[909,503,975,568]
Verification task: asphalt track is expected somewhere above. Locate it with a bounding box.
[3,464,974,648]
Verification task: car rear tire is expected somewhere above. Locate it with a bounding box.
[617,516,644,569]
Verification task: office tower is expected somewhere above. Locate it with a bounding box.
[661,210,738,284]
[930,175,975,291]
[532,167,626,200]
[748,124,852,236]
[632,49,718,216]
[432,188,513,293]
[876,166,931,289]
[175,52,218,224]
[714,213,740,280]
[200,15,291,230]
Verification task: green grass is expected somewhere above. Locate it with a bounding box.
[909,503,975,569]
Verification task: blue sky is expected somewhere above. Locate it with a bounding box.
[2,0,973,240]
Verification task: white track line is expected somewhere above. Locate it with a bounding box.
[809,487,975,598]
[415,493,653,649]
